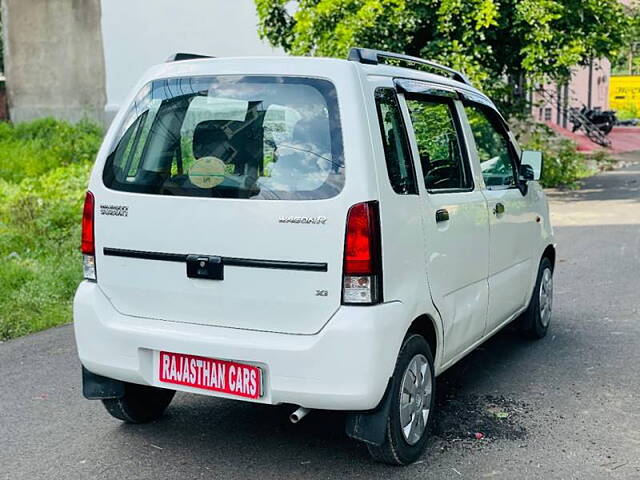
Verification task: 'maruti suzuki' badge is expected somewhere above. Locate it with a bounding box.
[100,204,128,217]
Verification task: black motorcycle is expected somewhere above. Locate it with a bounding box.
[570,106,617,146]
[571,106,617,135]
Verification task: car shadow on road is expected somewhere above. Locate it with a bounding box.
[114,325,541,475]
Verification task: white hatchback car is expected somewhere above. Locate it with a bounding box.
[74,48,555,465]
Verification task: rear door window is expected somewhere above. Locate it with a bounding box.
[405,96,472,192]
[103,76,344,200]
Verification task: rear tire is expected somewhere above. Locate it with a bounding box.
[519,257,553,339]
[367,334,435,465]
[102,383,175,423]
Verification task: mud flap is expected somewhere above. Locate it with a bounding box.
[344,378,393,446]
[82,366,125,400]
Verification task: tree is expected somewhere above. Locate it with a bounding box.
[255,0,630,113]
[612,2,640,75]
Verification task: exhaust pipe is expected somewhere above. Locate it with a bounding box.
[289,407,311,424]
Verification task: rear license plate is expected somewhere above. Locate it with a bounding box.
[158,351,262,399]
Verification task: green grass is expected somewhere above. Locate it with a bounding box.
[0,119,101,340]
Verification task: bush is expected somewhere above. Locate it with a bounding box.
[513,118,600,188]
[0,119,101,340]
[616,104,639,121]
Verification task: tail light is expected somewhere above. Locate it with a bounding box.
[81,191,96,281]
[342,201,382,305]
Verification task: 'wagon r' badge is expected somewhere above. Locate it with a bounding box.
[279,216,327,225]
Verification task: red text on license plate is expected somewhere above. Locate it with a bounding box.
[158,351,262,399]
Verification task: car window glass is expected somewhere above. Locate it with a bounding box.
[374,88,417,195]
[103,76,344,200]
[405,97,470,191]
[464,104,518,189]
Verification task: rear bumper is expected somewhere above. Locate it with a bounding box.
[73,281,406,410]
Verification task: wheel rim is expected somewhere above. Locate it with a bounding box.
[539,267,553,328]
[399,353,432,445]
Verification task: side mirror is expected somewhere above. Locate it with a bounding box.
[520,150,542,181]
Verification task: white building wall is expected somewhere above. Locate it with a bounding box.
[101,0,284,118]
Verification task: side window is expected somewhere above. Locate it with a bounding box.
[374,88,417,195]
[405,96,471,191]
[464,103,518,189]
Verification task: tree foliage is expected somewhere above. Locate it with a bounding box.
[255,0,630,111]
[612,1,640,75]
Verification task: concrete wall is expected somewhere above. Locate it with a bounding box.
[100,0,284,120]
[2,0,106,123]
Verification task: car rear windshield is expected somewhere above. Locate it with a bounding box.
[103,76,344,200]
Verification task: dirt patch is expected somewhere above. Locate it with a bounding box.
[432,394,528,448]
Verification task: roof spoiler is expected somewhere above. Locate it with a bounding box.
[347,47,471,86]
[166,53,215,62]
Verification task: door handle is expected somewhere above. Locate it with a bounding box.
[493,202,505,215]
[435,209,449,223]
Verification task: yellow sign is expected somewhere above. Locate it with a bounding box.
[610,75,640,114]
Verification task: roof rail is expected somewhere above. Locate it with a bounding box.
[166,52,215,62]
[347,47,471,86]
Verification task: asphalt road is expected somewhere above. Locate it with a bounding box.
[1,163,639,480]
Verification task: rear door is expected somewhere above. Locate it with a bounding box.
[92,75,350,335]
[462,101,537,332]
[398,81,491,364]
